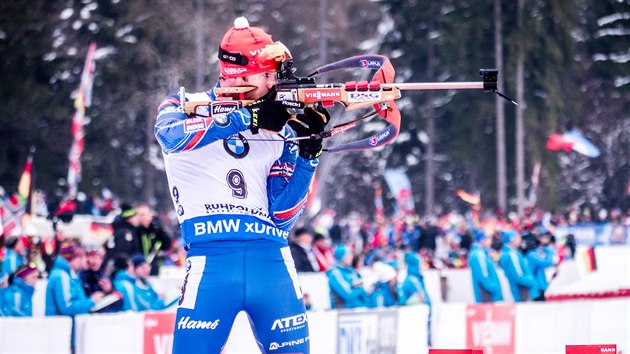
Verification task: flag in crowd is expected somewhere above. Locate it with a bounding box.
[374,183,384,220]
[456,189,481,207]
[67,42,97,198]
[383,169,415,215]
[546,129,601,158]
[0,148,36,237]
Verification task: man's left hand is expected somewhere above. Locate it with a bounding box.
[288,105,330,159]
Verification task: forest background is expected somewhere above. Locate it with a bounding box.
[0,0,628,218]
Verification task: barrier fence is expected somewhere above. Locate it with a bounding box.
[2,298,627,353]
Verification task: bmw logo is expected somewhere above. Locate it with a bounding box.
[223,133,250,158]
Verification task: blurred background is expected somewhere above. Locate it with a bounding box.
[0,1,629,353]
[0,0,628,218]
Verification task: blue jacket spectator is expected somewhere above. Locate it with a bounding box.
[498,230,535,302]
[525,235,557,301]
[3,236,25,275]
[130,255,168,311]
[111,255,138,311]
[368,261,398,308]
[399,252,431,306]
[3,264,38,316]
[467,230,503,303]
[326,245,368,309]
[0,270,8,316]
[45,243,96,316]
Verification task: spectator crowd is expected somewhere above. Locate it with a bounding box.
[0,201,180,317]
[289,206,628,308]
[1,184,628,319]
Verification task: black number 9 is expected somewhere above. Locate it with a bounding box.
[226,169,247,199]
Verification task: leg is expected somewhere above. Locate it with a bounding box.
[245,243,310,354]
[172,252,243,354]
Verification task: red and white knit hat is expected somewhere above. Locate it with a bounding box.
[218,17,288,78]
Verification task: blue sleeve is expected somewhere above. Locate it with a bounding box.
[469,252,501,295]
[499,253,536,288]
[526,246,555,268]
[50,273,95,316]
[267,127,318,231]
[397,280,414,305]
[3,289,25,316]
[114,280,138,311]
[154,89,251,154]
[327,269,365,304]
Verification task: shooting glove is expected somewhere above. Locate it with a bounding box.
[245,88,291,134]
[287,105,330,159]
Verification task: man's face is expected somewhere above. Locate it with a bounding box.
[219,71,277,101]
[23,271,39,286]
[481,236,493,248]
[86,253,104,271]
[297,233,313,247]
[136,206,153,228]
[128,214,141,227]
[69,255,84,271]
[511,235,522,248]
[134,262,151,280]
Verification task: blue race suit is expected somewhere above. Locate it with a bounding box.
[155,86,315,354]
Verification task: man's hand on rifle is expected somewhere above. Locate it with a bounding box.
[246,88,291,134]
[288,104,330,159]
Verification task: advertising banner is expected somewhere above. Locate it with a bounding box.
[466,303,515,354]
[144,312,176,354]
[337,308,398,354]
[566,344,617,354]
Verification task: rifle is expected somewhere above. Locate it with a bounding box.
[180,54,516,153]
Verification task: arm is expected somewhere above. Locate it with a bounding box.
[4,291,26,316]
[500,252,535,288]
[469,251,501,295]
[267,128,318,230]
[154,88,252,154]
[328,269,365,304]
[526,246,556,269]
[50,273,95,315]
[114,279,138,311]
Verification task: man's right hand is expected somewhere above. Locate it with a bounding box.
[245,89,291,133]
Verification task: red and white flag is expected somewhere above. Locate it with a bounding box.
[67,42,97,197]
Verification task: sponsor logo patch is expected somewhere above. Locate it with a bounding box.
[223,133,250,158]
[303,89,342,102]
[177,316,220,330]
[183,117,207,133]
[348,91,382,103]
[360,59,383,68]
[269,337,309,351]
[369,130,391,146]
[271,313,308,333]
[223,67,247,75]
[211,101,239,127]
